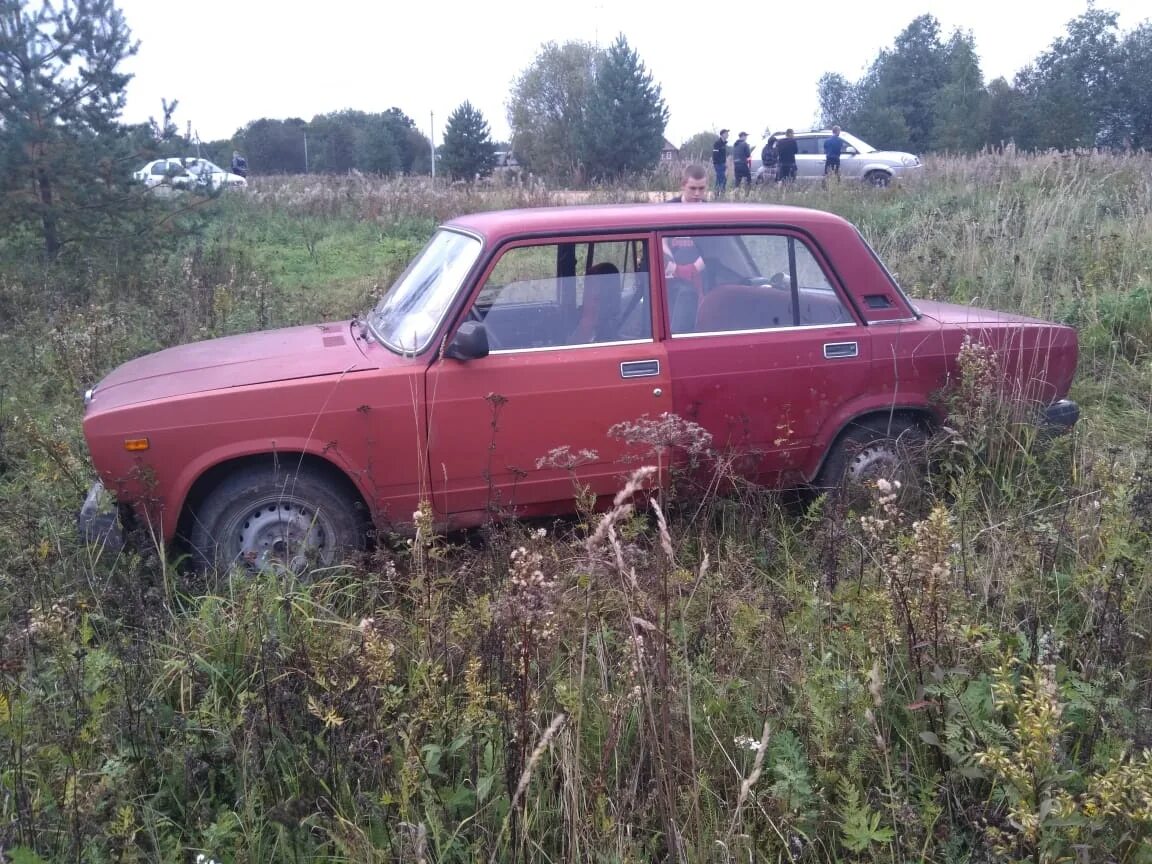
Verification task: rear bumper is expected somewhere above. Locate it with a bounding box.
[78,480,124,551]
[1042,399,1080,432]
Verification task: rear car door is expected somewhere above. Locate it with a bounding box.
[426,235,670,525]
[796,136,825,179]
[659,228,869,486]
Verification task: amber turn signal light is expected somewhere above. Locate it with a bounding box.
[123,438,150,452]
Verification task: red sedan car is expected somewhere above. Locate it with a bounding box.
[80,203,1079,570]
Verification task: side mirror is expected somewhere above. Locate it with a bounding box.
[443,320,490,361]
[843,146,859,156]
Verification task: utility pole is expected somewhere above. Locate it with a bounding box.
[430,111,436,178]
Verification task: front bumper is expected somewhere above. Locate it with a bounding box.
[1042,398,1080,432]
[78,480,124,551]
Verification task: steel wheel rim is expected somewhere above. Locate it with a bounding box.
[228,495,336,572]
[846,443,903,484]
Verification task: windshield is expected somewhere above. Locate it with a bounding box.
[368,228,482,354]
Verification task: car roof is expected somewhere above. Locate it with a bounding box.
[445,203,852,243]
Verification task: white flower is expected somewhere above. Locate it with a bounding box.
[733,735,761,752]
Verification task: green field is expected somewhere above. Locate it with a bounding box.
[1,156,1151,863]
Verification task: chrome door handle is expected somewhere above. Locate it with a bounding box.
[620,359,660,378]
[823,342,858,359]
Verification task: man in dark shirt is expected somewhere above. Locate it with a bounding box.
[732,131,752,191]
[711,129,729,194]
[775,128,799,183]
[823,125,845,179]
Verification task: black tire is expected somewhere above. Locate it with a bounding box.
[865,170,891,188]
[813,417,927,504]
[188,463,364,573]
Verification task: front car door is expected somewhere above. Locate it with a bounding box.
[426,235,670,526]
[659,227,869,486]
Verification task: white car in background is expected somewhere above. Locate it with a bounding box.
[133,158,248,192]
[752,130,921,186]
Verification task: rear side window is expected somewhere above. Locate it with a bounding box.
[795,137,821,155]
[662,232,855,335]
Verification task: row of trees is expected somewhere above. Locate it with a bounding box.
[234,104,502,181]
[818,10,1152,153]
[236,109,432,175]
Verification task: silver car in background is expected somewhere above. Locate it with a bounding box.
[752,130,922,186]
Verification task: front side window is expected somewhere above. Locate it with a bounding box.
[468,239,652,351]
[662,233,855,335]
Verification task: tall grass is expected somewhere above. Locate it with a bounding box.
[1,150,1151,862]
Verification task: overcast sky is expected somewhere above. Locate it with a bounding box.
[111,0,1149,150]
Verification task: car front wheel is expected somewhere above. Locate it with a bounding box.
[865,170,891,188]
[188,463,364,574]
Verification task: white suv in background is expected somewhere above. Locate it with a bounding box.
[752,130,922,186]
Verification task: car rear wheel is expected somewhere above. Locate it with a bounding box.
[813,417,927,506]
[188,463,364,574]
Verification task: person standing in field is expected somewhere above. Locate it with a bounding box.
[823,125,845,180]
[712,129,729,194]
[732,131,753,191]
[775,129,798,183]
[760,130,779,182]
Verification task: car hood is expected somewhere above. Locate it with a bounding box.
[90,321,374,411]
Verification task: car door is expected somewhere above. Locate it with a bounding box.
[661,228,870,486]
[796,136,824,179]
[426,235,670,526]
[838,142,863,179]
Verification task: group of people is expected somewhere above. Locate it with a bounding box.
[709,126,847,193]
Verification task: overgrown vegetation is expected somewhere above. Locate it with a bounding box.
[2,152,1151,863]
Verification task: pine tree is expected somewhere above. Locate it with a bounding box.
[579,35,669,182]
[0,0,138,260]
[439,102,496,181]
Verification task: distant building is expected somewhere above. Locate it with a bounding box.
[660,138,679,162]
